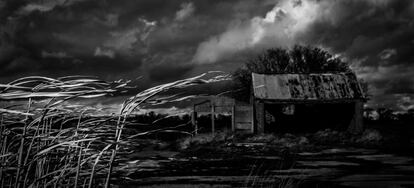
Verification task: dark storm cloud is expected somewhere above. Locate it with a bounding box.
[1,0,414,110]
[0,0,272,82]
[385,78,414,95]
[301,0,414,65]
[189,0,414,110]
[148,65,192,82]
[295,0,414,110]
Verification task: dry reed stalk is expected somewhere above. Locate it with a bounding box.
[0,114,4,184]
[15,98,32,188]
[0,73,230,188]
[89,144,111,188]
[104,112,125,188]
[43,117,53,186]
[23,120,41,187]
[104,72,231,187]
[74,111,85,188]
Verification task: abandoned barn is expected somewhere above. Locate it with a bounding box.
[192,72,365,134]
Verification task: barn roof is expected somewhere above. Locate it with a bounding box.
[252,73,365,101]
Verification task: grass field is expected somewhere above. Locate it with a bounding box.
[1,73,414,188]
[0,73,230,188]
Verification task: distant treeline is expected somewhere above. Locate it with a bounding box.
[364,108,414,123]
[129,107,414,129]
[126,112,231,136]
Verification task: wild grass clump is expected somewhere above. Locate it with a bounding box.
[245,175,302,188]
[311,128,383,147]
[0,72,231,188]
[355,129,383,146]
[244,158,303,188]
[312,129,347,144]
[245,134,277,143]
[178,132,232,150]
[271,134,309,148]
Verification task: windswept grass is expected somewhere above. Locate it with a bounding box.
[0,72,231,188]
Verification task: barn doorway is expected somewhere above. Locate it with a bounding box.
[264,103,355,133]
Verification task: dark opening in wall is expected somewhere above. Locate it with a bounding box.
[264,103,355,133]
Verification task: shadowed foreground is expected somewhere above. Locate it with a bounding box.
[115,131,414,188]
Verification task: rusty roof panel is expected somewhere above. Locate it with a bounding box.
[252,73,364,101]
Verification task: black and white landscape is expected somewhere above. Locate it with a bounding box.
[1,0,414,187]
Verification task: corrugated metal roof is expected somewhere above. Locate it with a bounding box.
[252,73,364,101]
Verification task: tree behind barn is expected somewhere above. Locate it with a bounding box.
[233,45,351,101]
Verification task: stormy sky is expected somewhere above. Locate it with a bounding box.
[1,0,414,111]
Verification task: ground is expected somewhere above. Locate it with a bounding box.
[112,129,414,188]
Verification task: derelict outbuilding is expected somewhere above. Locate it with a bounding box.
[192,72,366,135]
[251,72,366,134]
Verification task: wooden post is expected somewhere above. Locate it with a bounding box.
[211,102,215,136]
[253,102,256,133]
[348,100,364,134]
[255,100,265,134]
[191,104,198,135]
[231,105,235,132]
